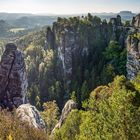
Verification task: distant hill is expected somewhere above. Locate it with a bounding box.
[118,11,136,20]
[10,16,57,28]
[0,11,137,30]
[0,13,58,28]
[119,11,135,15]
[0,13,33,20]
[92,11,136,21]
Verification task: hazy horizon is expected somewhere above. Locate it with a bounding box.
[0,0,139,15]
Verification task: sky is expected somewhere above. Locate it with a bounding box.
[0,0,139,14]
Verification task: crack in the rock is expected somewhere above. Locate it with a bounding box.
[0,51,16,109]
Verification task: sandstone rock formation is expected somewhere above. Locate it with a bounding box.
[45,15,140,84]
[52,100,77,134]
[110,15,122,26]
[126,35,140,79]
[49,22,89,89]
[132,14,140,28]
[46,15,127,92]
[0,43,28,110]
[126,14,140,79]
[46,27,55,50]
[0,43,46,130]
[16,104,46,129]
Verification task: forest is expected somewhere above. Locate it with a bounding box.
[0,12,140,140]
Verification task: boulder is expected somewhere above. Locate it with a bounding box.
[16,104,46,130]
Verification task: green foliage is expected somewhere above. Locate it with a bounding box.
[20,14,126,110]
[0,14,138,139]
[103,41,127,75]
[100,64,115,84]
[81,81,89,101]
[0,110,49,140]
[133,33,140,40]
[41,101,59,134]
[35,96,41,108]
[16,30,46,50]
[104,41,121,59]
[53,76,140,140]
[133,72,140,92]
[100,41,127,85]
[124,20,131,27]
[24,40,63,108]
[79,76,140,140]
[54,110,81,140]
[70,91,77,102]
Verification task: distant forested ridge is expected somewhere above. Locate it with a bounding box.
[0,11,136,38]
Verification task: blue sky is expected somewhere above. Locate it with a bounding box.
[0,0,139,14]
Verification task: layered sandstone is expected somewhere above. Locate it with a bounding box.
[52,100,77,134]
[126,35,140,79]
[16,104,46,129]
[0,43,28,110]
[0,43,46,130]
[132,14,140,28]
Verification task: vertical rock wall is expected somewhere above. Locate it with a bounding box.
[132,14,140,28]
[0,43,28,109]
[126,35,140,79]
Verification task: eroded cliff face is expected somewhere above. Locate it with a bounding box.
[0,43,46,130]
[0,43,28,110]
[52,100,77,134]
[46,15,127,91]
[16,104,46,129]
[126,13,140,79]
[51,22,89,89]
[132,14,140,28]
[126,35,140,79]
[45,14,140,87]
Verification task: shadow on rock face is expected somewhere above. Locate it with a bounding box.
[5,43,17,51]
[0,43,27,110]
[16,104,46,130]
[0,43,46,130]
[52,100,77,134]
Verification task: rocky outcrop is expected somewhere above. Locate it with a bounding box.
[46,15,127,92]
[51,22,89,89]
[45,15,140,84]
[110,15,122,26]
[52,100,77,134]
[0,43,28,110]
[46,27,55,50]
[16,104,46,129]
[126,35,140,79]
[0,43,45,130]
[132,14,140,28]
[126,14,140,79]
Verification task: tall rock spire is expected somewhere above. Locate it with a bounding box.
[0,43,28,110]
[126,35,140,79]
